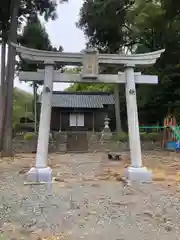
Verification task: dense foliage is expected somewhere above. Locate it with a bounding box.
[67,0,180,126]
[77,0,133,52]
[18,14,63,73]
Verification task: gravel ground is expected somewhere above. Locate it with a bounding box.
[0,152,180,239]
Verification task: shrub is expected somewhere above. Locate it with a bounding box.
[113,132,128,142]
[139,128,146,133]
[140,132,149,141]
[112,131,160,142]
[24,132,36,141]
[119,132,128,141]
[111,132,128,142]
[151,128,159,133]
[147,132,160,141]
[140,132,160,141]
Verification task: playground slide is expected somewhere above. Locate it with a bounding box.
[139,124,180,150]
[169,125,180,141]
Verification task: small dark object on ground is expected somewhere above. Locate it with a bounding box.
[54,177,64,182]
[108,152,122,161]
[19,167,29,174]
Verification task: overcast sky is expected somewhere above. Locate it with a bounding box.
[11,0,86,93]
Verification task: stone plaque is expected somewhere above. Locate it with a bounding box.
[82,48,99,79]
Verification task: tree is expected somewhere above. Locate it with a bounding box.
[64,66,113,92]
[78,0,133,53]
[18,14,63,133]
[19,13,63,72]
[74,0,180,125]
[126,0,180,122]
[0,1,9,151]
[18,14,51,133]
[18,14,52,72]
[0,0,67,156]
[69,0,134,109]
[2,0,21,156]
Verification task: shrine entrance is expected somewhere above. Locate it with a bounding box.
[67,132,88,152]
[12,42,165,183]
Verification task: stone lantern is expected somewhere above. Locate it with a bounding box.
[101,116,112,140]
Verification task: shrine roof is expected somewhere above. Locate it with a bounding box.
[40,91,115,108]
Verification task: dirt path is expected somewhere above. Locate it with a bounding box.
[0,152,180,239]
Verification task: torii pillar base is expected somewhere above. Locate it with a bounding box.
[124,166,152,182]
[26,167,52,183]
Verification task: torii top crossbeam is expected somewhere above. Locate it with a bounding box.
[12,42,165,67]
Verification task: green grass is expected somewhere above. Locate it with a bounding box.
[113,131,161,142]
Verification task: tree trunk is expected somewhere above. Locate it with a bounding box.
[2,0,20,156]
[0,26,7,151]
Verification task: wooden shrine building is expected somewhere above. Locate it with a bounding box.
[39,91,115,132]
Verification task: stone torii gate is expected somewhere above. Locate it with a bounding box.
[12,43,164,182]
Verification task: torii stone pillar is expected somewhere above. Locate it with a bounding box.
[124,64,151,181]
[27,61,54,182]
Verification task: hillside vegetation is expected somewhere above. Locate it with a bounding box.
[13,88,33,128]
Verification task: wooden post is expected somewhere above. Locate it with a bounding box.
[92,111,95,132]
[59,111,62,132]
[114,84,122,136]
